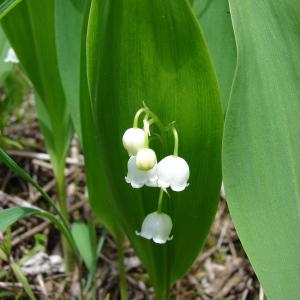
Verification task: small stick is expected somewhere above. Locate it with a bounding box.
[7,150,84,166]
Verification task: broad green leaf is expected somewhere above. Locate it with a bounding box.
[190,0,236,112]
[55,0,84,140]
[80,0,121,239]
[0,0,22,20]
[86,0,223,297]
[55,0,121,239]
[223,1,300,299]
[1,0,73,179]
[71,222,94,271]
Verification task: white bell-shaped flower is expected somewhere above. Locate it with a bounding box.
[136,148,157,171]
[122,128,145,156]
[125,156,158,188]
[4,48,19,63]
[136,211,173,244]
[157,155,190,191]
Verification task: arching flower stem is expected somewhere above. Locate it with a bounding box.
[157,188,164,213]
[143,103,165,133]
[133,108,146,128]
[172,126,179,157]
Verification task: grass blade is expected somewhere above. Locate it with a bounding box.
[0,207,73,251]
[0,148,78,254]
[11,261,36,300]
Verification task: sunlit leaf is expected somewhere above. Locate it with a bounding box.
[191,0,236,112]
[86,0,223,297]
[223,1,300,299]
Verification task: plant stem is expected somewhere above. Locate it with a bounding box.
[172,127,179,157]
[56,173,74,272]
[78,260,84,300]
[157,188,164,213]
[133,108,146,128]
[143,104,165,133]
[116,238,128,300]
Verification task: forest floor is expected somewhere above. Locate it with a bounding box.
[0,102,263,300]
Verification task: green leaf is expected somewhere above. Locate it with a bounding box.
[0,148,59,215]
[80,0,122,239]
[0,0,22,20]
[0,27,11,80]
[0,292,15,297]
[0,148,77,253]
[55,0,122,241]
[55,0,84,140]
[223,1,300,299]
[11,261,37,300]
[86,0,223,297]
[0,71,26,133]
[190,0,236,112]
[1,0,73,179]
[71,222,94,271]
[0,205,77,261]
[0,207,68,243]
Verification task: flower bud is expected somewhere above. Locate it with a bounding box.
[122,128,145,156]
[136,148,157,171]
[125,156,158,188]
[136,211,173,244]
[157,155,190,191]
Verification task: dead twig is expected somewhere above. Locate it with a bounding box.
[7,150,84,166]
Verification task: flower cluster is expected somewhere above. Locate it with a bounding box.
[122,105,190,244]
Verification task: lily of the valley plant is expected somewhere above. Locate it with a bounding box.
[123,106,190,244]
[1,0,300,299]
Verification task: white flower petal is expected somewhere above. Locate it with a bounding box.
[157,155,190,192]
[153,235,173,244]
[136,211,173,244]
[135,230,152,240]
[170,184,186,192]
[125,156,158,188]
